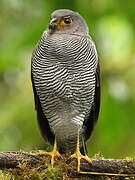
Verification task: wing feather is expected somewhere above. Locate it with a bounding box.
[83,62,100,141]
[31,69,54,145]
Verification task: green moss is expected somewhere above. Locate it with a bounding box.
[93,152,104,159]
[0,153,135,180]
[0,154,72,180]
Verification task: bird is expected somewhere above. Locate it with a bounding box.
[31,9,100,171]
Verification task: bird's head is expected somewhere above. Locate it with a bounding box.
[48,9,89,35]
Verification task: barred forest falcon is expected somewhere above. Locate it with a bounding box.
[31,9,100,171]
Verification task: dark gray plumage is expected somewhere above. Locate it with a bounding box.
[31,9,100,155]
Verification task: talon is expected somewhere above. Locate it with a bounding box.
[40,139,62,166]
[69,131,91,172]
[70,150,91,172]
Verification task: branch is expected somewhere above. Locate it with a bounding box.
[0,151,135,179]
[0,152,39,168]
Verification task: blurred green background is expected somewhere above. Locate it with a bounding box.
[0,0,135,159]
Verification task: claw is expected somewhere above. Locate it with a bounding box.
[69,131,91,172]
[40,138,62,166]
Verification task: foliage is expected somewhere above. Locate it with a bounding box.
[0,0,135,159]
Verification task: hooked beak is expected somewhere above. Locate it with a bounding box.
[49,18,58,30]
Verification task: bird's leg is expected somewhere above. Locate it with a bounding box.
[69,131,91,172]
[40,138,61,166]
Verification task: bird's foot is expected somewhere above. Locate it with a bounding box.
[70,150,91,172]
[69,131,91,172]
[40,150,62,166]
[40,138,62,166]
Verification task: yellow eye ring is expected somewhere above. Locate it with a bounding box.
[60,17,72,27]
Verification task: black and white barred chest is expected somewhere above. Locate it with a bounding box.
[32,32,98,142]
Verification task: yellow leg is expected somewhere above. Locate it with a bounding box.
[70,131,91,172]
[40,138,61,166]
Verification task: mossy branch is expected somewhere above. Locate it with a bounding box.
[0,151,135,179]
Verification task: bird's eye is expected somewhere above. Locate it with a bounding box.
[59,17,72,27]
[64,18,71,24]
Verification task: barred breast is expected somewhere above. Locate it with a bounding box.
[31,31,98,151]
